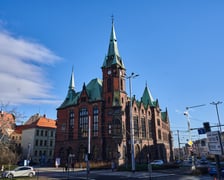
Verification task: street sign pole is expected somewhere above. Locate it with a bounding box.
[207,131,223,179]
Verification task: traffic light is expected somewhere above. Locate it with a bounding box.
[203,122,211,132]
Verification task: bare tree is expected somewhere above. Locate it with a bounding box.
[0,102,24,167]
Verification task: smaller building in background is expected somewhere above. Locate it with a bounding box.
[11,125,24,149]
[0,111,16,142]
[21,114,57,165]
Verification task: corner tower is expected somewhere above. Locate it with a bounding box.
[101,20,128,164]
[102,20,126,108]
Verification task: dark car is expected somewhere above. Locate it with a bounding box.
[208,162,224,177]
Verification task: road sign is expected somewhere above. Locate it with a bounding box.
[207,131,223,155]
[207,131,220,143]
[198,128,206,134]
[208,142,222,155]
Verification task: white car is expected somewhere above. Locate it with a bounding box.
[2,166,35,178]
[150,160,164,165]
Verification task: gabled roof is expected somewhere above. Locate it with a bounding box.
[161,109,169,123]
[14,125,28,134]
[141,85,155,107]
[23,116,56,129]
[86,78,103,101]
[58,78,102,109]
[36,117,57,128]
[58,90,80,109]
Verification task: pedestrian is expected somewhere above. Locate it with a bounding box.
[111,160,115,172]
[65,163,68,172]
[1,165,4,172]
[71,162,75,172]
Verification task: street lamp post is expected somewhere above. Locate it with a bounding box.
[184,104,206,144]
[210,101,222,132]
[183,104,205,171]
[126,72,139,173]
[87,116,91,176]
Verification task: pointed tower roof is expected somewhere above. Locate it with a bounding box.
[69,66,75,91]
[161,108,169,123]
[141,83,155,107]
[57,68,78,109]
[102,19,125,69]
[108,19,120,57]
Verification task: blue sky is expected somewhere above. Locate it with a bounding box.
[0,0,224,147]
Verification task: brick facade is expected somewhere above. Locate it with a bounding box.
[54,22,173,167]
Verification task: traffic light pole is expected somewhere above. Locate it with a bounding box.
[210,101,223,180]
[184,104,205,171]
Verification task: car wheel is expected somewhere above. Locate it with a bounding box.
[7,174,13,178]
[28,172,34,177]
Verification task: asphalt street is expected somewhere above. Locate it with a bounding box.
[35,167,214,180]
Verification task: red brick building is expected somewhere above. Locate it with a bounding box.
[55,21,173,166]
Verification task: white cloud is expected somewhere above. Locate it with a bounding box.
[0,29,61,105]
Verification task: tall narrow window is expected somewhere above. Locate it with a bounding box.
[148,120,152,139]
[158,129,162,140]
[120,79,123,91]
[157,119,160,126]
[69,111,74,139]
[107,78,112,92]
[133,116,139,137]
[79,108,88,137]
[93,107,99,136]
[112,119,121,135]
[141,117,146,138]
[69,111,74,127]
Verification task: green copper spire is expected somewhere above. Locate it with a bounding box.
[142,83,155,107]
[102,19,125,69]
[108,19,120,57]
[69,66,75,91]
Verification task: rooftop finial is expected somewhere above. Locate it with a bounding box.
[69,66,75,90]
[111,14,114,24]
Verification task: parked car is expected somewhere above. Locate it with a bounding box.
[208,162,224,177]
[1,166,35,178]
[150,160,164,165]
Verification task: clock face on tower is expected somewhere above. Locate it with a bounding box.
[107,70,111,75]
